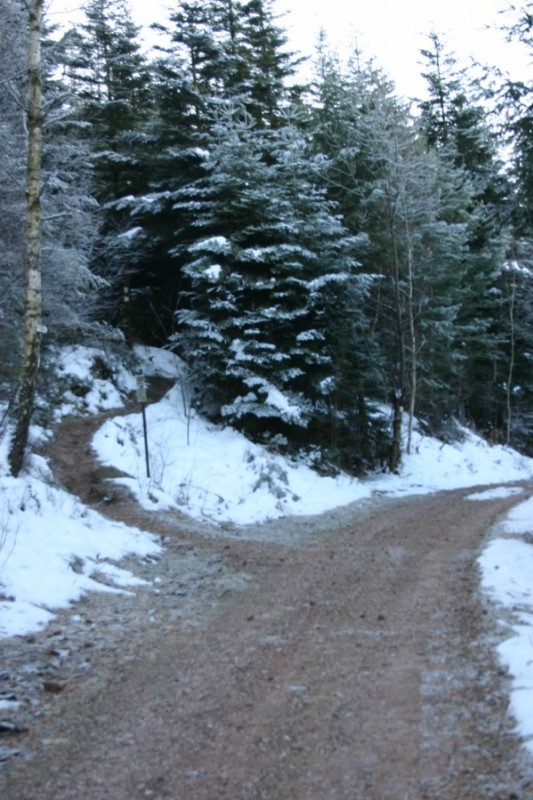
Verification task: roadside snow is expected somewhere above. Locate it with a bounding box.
[466,487,525,501]
[0,451,160,638]
[92,366,533,525]
[478,495,533,754]
[1,344,533,756]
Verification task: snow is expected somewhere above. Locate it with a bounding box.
[91,390,533,524]
[466,487,525,501]
[1,344,533,754]
[189,235,231,255]
[478,496,533,753]
[204,264,223,281]
[0,460,160,638]
[53,345,137,416]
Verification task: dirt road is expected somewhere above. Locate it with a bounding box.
[1,407,533,799]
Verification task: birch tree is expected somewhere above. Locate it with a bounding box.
[8,0,43,476]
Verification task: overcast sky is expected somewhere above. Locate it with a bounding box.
[47,0,529,99]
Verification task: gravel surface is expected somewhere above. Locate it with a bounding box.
[1,398,533,799]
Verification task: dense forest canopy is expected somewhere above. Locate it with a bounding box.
[2,0,533,475]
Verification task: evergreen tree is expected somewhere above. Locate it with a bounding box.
[41,31,103,338]
[495,4,532,228]
[116,0,303,342]
[418,32,524,445]
[0,0,27,387]
[62,0,151,197]
[171,104,369,466]
[59,0,152,331]
[313,55,475,469]
[491,3,533,450]
[162,0,298,123]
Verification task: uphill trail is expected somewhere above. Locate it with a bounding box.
[1,381,533,799]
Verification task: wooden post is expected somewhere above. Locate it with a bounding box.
[136,375,150,478]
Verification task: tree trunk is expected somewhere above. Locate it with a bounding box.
[403,194,417,456]
[505,268,517,447]
[389,390,403,474]
[8,0,43,477]
[387,181,405,473]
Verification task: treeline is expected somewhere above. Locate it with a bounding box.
[2,0,533,474]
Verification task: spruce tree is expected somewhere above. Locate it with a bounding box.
[419,32,517,444]
[59,0,152,332]
[313,55,476,468]
[498,3,533,238]
[0,0,27,385]
[117,0,302,341]
[172,104,367,464]
[488,3,533,449]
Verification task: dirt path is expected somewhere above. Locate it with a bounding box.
[1,396,533,799]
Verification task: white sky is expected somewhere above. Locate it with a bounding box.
[46,0,529,98]
[274,0,528,96]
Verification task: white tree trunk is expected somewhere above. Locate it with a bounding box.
[8,0,43,476]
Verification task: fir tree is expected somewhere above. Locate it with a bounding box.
[313,55,476,468]
[59,0,152,332]
[418,32,519,444]
[171,104,368,464]
[116,0,303,341]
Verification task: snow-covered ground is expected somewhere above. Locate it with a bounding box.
[477,493,533,753]
[1,345,533,752]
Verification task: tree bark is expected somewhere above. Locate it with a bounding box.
[8,0,43,477]
[386,179,405,473]
[403,193,417,456]
[505,268,517,447]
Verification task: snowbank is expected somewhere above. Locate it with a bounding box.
[478,496,533,754]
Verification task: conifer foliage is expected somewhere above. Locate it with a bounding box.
[3,0,533,473]
[172,107,368,455]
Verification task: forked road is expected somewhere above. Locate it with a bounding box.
[2,420,533,799]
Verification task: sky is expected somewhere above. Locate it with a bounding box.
[1,343,533,752]
[273,0,528,96]
[46,0,530,99]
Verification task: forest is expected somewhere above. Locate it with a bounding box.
[1,0,533,477]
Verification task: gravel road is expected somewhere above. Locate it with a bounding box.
[1,403,533,800]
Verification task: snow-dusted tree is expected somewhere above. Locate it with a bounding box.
[495,4,533,238]
[58,0,152,330]
[171,104,368,462]
[219,0,303,125]
[0,0,27,388]
[40,35,103,338]
[1,1,103,474]
[61,0,151,196]
[160,0,299,124]
[104,39,209,341]
[483,4,533,450]
[418,33,522,444]
[113,0,303,341]
[313,56,474,470]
